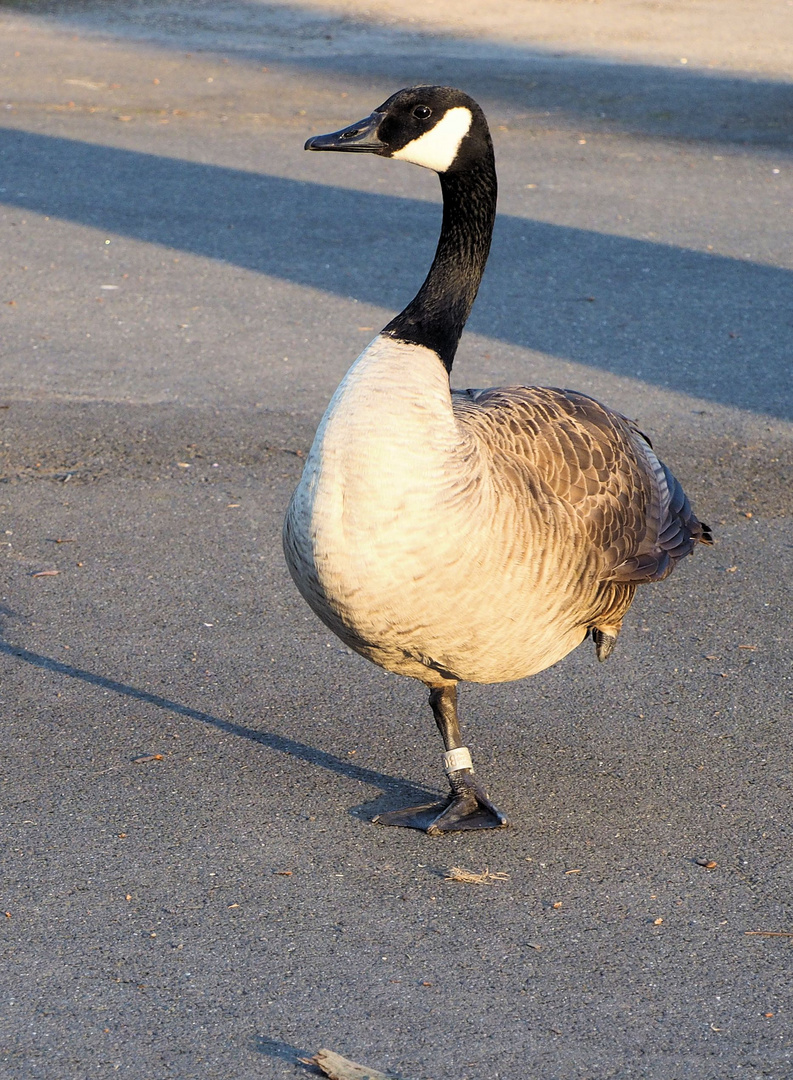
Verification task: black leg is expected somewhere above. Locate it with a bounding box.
[429,684,463,749]
[373,683,508,835]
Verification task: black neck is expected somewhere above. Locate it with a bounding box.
[383,151,497,374]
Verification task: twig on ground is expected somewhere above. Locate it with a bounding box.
[444,865,509,885]
[300,1047,400,1080]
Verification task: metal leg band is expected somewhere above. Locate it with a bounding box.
[443,746,473,775]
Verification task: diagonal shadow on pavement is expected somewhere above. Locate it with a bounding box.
[1,127,790,419]
[0,638,438,805]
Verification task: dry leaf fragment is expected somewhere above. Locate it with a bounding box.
[31,569,59,577]
[696,858,718,869]
[274,870,293,876]
[305,1047,400,1080]
[444,866,509,885]
[133,754,163,764]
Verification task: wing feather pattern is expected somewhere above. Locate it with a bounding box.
[453,384,711,593]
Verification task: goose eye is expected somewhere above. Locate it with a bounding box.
[413,105,431,120]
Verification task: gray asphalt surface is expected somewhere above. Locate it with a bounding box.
[1,3,792,1078]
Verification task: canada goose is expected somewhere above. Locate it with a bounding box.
[283,86,712,835]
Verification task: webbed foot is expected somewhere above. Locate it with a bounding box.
[374,771,508,834]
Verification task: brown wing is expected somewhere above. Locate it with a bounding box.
[453,385,711,585]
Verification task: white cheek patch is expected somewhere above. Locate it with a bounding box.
[392,107,473,173]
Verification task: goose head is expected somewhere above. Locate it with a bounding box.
[305,85,491,174]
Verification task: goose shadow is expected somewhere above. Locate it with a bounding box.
[1,127,791,420]
[0,637,438,818]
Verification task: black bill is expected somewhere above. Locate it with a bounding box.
[304,112,385,153]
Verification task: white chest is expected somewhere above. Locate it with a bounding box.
[288,336,467,573]
[284,339,479,652]
[283,337,586,683]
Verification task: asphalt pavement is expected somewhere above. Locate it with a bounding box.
[1,3,792,1078]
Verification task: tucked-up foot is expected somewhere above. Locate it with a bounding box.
[374,772,508,835]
